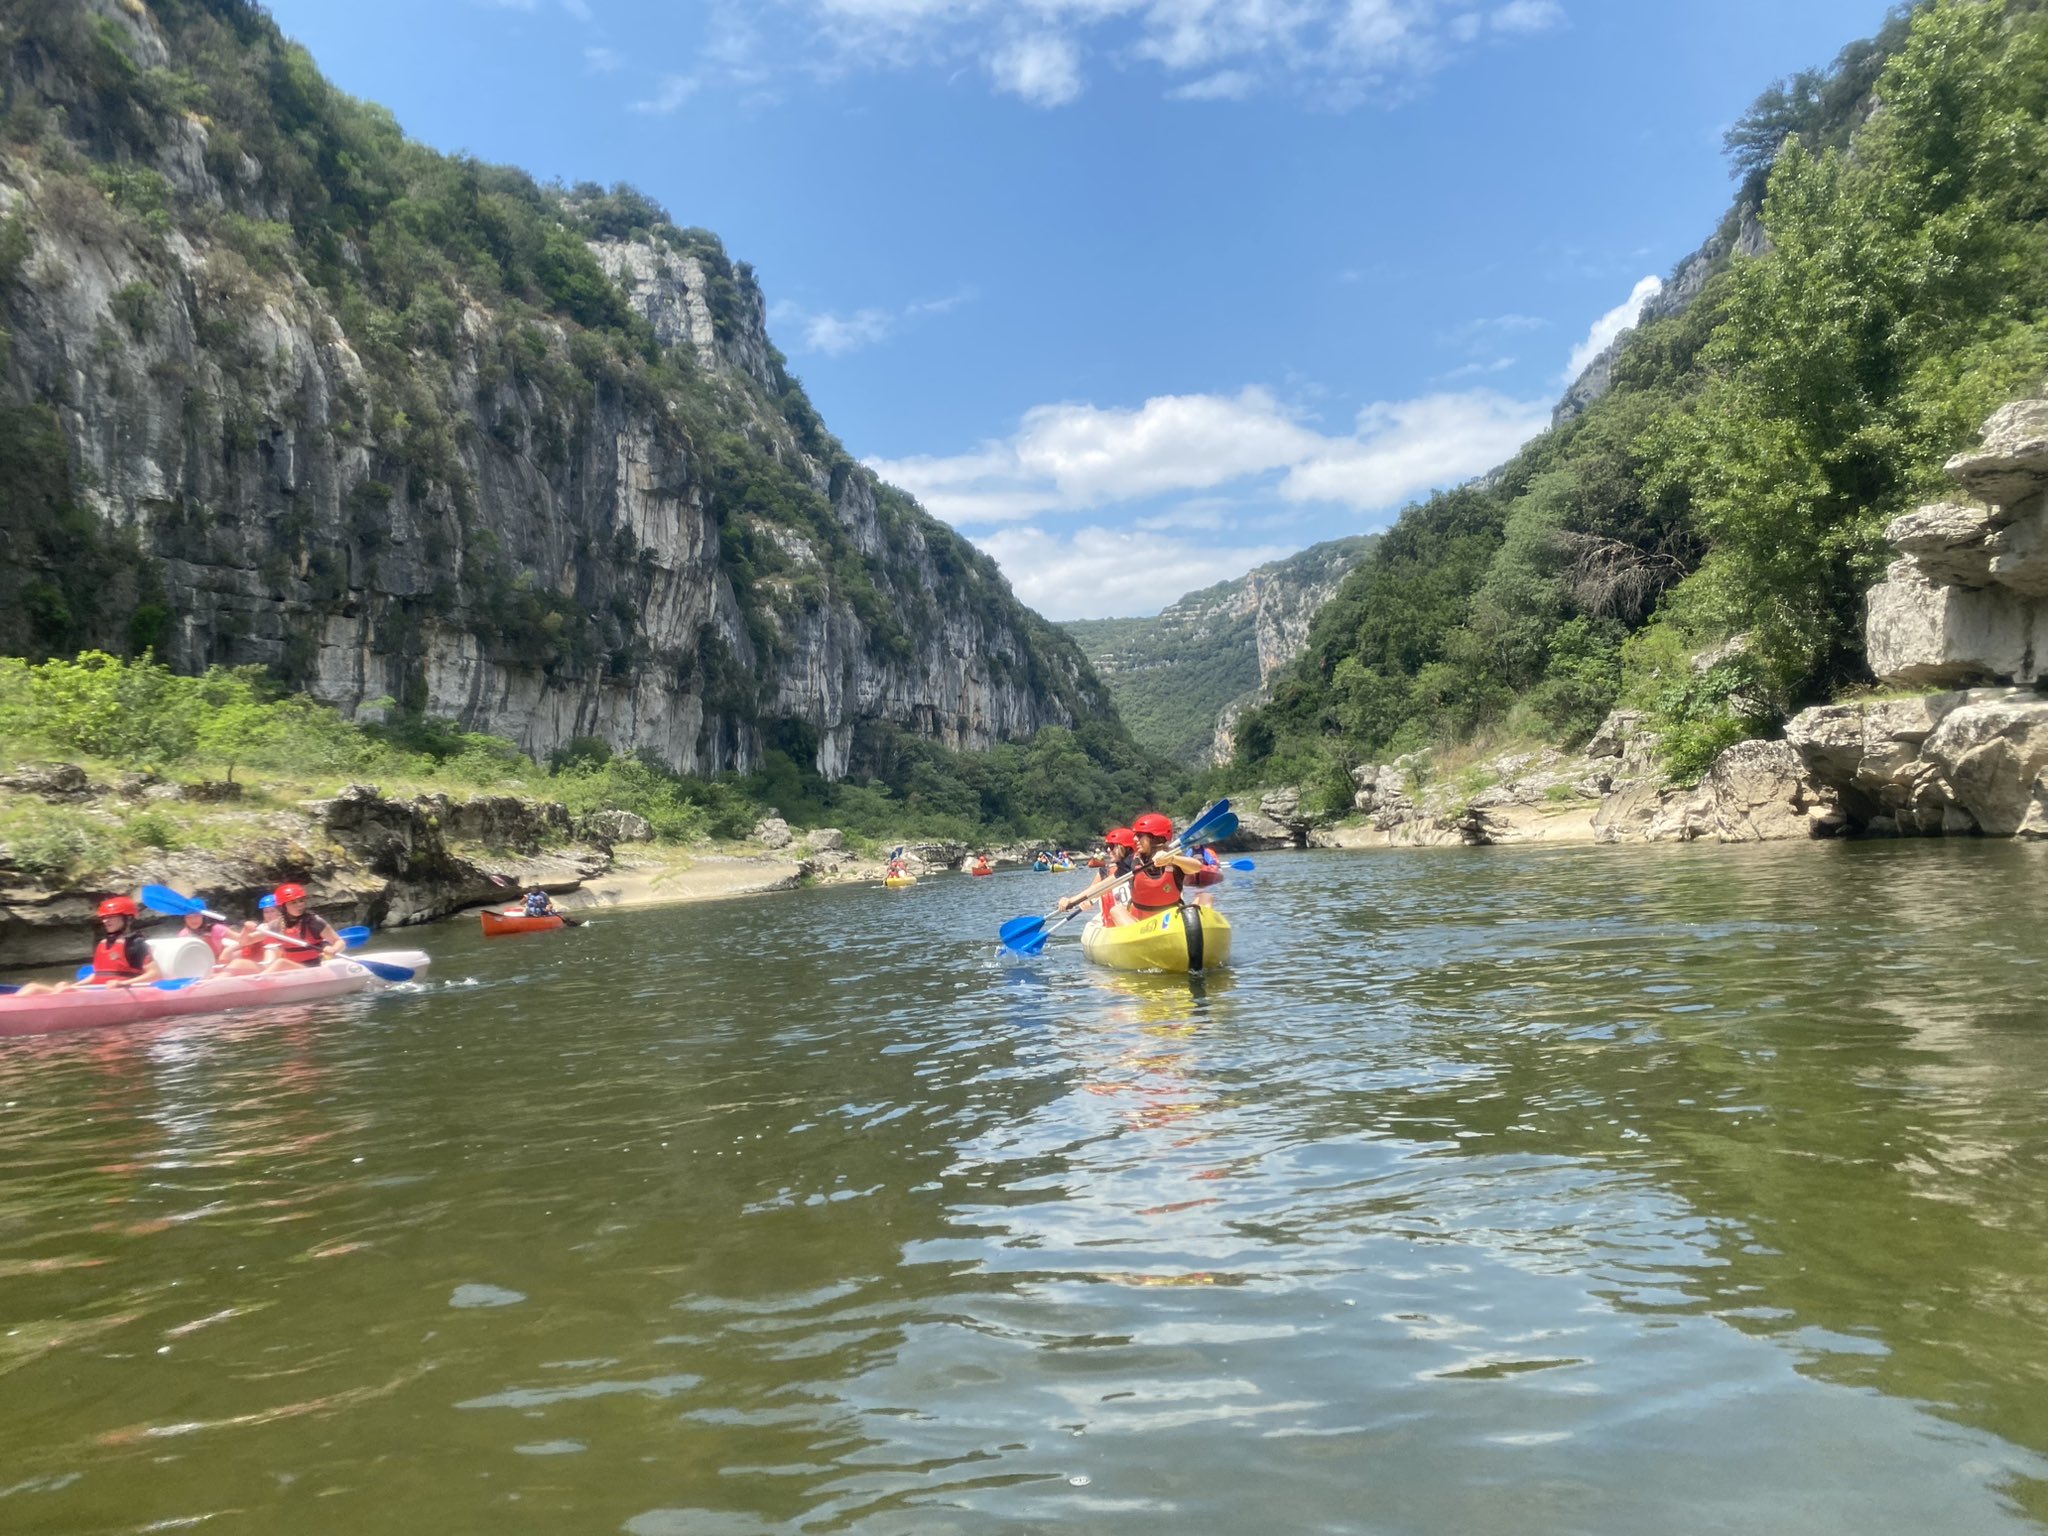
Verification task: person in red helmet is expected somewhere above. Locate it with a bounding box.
[1125,812,1205,917]
[12,896,162,995]
[254,883,346,971]
[1056,826,1144,925]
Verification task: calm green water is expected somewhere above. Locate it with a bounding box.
[3,842,2048,1534]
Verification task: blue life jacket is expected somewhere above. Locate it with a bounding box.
[524,890,551,916]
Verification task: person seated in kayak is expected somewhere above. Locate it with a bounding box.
[1126,812,1205,916]
[255,884,346,970]
[1053,827,1137,924]
[13,896,162,995]
[180,903,238,959]
[1097,827,1138,925]
[970,854,993,875]
[522,887,561,919]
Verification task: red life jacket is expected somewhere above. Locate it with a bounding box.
[1128,861,1185,914]
[278,914,331,966]
[92,932,149,980]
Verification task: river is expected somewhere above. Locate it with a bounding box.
[2,841,2046,1533]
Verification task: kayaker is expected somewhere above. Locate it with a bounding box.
[1098,827,1138,925]
[970,854,993,876]
[256,884,346,970]
[1127,812,1205,917]
[522,886,561,919]
[180,903,241,963]
[13,896,162,995]
[1055,827,1136,924]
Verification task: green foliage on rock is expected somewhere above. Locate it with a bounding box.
[1234,0,2048,786]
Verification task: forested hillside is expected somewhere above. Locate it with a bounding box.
[1233,0,2048,806]
[1065,536,1374,766]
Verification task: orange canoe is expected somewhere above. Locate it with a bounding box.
[480,909,565,937]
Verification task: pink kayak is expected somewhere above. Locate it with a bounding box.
[0,959,383,1039]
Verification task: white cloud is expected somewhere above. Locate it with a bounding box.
[752,0,1564,110]
[1562,273,1662,383]
[990,32,1085,106]
[812,309,897,354]
[1439,355,1517,381]
[560,0,593,19]
[1279,391,1549,506]
[870,382,1549,525]
[585,45,622,71]
[771,288,977,357]
[974,526,1297,620]
[1490,0,1562,34]
[630,74,699,113]
[1167,68,1258,101]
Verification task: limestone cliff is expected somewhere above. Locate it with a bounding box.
[1062,536,1375,766]
[0,0,1111,780]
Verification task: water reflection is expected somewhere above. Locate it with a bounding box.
[0,846,2045,1531]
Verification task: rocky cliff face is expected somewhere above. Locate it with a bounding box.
[0,0,1108,780]
[1064,536,1374,766]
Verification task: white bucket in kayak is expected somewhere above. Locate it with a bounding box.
[148,935,214,980]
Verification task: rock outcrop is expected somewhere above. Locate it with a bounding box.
[0,778,612,967]
[1787,688,2048,838]
[1865,400,2048,689]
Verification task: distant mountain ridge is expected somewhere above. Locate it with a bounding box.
[1063,536,1377,766]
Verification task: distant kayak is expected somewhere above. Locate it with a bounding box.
[884,875,918,889]
[481,909,565,936]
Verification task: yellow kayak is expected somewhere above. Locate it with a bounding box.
[1081,906,1231,974]
[884,875,918,888]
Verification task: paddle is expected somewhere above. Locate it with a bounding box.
[0,975,202,995]
[354,958,415,982]
[1014,812,1242,956]
[142,884,204,917]
[338,926,371,946]
[997,800,1232,956]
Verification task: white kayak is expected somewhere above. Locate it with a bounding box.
[0,952,425,1039]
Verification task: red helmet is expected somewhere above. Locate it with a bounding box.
[274,883,308,905]
[1132,813,1174,839]
[97,895,139,919]
[1105,827,1135,847]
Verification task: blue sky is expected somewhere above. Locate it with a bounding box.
[265,0,1899,619]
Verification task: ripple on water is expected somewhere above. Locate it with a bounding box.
[2,844,2048,1533]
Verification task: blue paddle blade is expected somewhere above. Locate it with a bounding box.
[1180,798,1230,844]
[998,913,1049,944]
[1229,859,1256,871]
[357,958,414,982]
[141,883,203,916]
[75,963,93,980]
[0,984,18,994]
[337,926,371,947]
[152,977,202,991]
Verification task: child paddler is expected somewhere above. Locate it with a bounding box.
[253,884,347,971]
[1055,826,1140,926]
[12,896,162,995]
[1125,812,1206,917]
